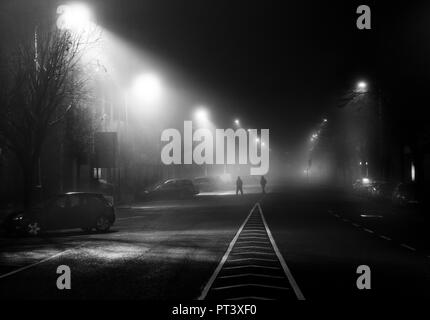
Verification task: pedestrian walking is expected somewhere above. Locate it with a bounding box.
[260,175,267,194]
[236,176,243,195]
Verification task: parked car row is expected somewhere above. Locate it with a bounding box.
[1,177,227,236]
[352,179,422,207]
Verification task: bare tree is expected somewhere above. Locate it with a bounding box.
[0,27,96,206]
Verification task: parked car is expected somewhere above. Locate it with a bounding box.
[193,176,222,192]
[392,182,420,206]
[2,192,115,236]
[142,179,199,200]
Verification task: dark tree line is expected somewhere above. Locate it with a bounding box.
[0,26,97,206]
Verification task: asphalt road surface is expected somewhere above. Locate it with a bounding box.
[1,184,430,300]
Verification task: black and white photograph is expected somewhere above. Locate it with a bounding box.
[0,0,429,310]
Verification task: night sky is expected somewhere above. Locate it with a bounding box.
[2,0,430,148]
[95,0,376,143]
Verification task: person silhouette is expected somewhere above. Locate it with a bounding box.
[260,175,267,194]
[236,176,243,195]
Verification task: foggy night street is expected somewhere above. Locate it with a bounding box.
[2,0,430,308]
[1,184,429,300]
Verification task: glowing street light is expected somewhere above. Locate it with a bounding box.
[194,107,210,126]
[356,81,368,92]
[132,73,163,105]
[56,3,93,31]
[234,119,240,126]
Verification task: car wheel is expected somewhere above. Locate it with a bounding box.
[26,221,42,236]
[95,216,111,232]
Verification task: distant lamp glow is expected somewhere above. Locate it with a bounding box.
[359,161,362,166]
[357,81,368,92]
[234,119,240,126]
[362,177,370,184]
[323,118,328,123]
[411,162,416,182]
[56,4,92,31]
[255,138,260,143]
[132,73,163,105]
[194,108,210,126]
[261,142,266,147]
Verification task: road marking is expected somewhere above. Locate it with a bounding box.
[238,236,269,240]
[333,214,340,218]
[0,244,86,280]
[342,218,349,222]
[360,214,383,219]
[213,283,289,291]
[232,251,276,256]
[223,265,281,270]
[235,240,270,245]
[228,258,278,262]
[352,223,361,227]
[257,203,305,300]
[379,235,391,241]
[400,244,416,251]
[234,246,272,250]
[198,203,258,300]
[219,273,284,279]
[199,201,304,301]
[363,228,374,234]
[240,231,267,235]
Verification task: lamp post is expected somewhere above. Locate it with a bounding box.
[354,80,384,180]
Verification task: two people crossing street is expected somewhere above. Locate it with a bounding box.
[236,175,267,195]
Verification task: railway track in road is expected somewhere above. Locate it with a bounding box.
[199,202,305,301]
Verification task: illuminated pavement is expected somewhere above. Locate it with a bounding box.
[1,185,430,299]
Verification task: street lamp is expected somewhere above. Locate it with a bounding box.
[56,3,93,31]
[131,73,163,105]
[234,119,240,126]
[194,107,210,126]
[356,81,368,93]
